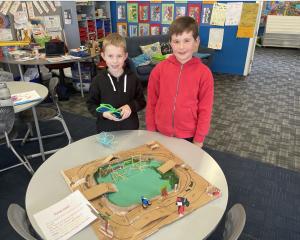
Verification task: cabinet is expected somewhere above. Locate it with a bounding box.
[262,15,300,48]
[76,1,111,44]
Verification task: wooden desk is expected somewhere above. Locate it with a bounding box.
[26,130,228,240]
[6,81,48,161]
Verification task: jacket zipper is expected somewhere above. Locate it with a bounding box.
[172,64,183,135]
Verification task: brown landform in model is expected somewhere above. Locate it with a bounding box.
[61,141,221,240]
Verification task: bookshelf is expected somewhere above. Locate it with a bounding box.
[76,1,111,44]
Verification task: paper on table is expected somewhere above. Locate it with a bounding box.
[11,90,42,105]
[46,57,65,63]
[33,190,97,240]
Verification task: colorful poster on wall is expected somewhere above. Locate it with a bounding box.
[188,3,201,24]
[264,1,300,16]
[127,3,138,23]
[150,23,160,35]
[201,4,213,25]
[129,24,138,37]
[175,4,187,19]
[117,3,126,21]
[138,2,150,22]
[237,3,259,38]
[150,3,161,22]
[162,25,170,35]
[208,28,224,49]
[117,22,127,37]
[162,3,174,24]
[225,2,243,26]
[139,23,150,36]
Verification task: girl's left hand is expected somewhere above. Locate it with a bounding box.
[119,104,132,120]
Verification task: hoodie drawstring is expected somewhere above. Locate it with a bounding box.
[107,73,127,93]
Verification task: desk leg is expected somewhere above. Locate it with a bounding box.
[32,106,45,161]
[18,64,25,81]
[77,61,84,97]
[37,65,42,82]
[8,64,12,73]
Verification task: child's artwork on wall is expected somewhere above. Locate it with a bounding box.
[188,3,201,24]
[139,23,149,36]
[162,3,174,24]
[150,24,160,35]
[129,24,138,37]
[225,2,243,26]
[117,3,126,21]
[208,28,224,50]
[175,5,187,19]
[210,2,227,26]
[117,22,127,37]
[162,25,170,35]
[127,3,138,23]
[150,4,161,22]
[138,2,150,22]
[201,4,213,25]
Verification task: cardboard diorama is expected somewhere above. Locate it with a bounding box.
[62,141,221,239]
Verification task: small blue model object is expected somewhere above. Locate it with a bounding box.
[96,103,122,119]
[96,132,116,147]
[141,196,151,209]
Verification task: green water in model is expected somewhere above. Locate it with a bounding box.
[94,160,178,207]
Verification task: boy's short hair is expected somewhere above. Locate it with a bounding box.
[169,16,199,40]
[102,33,127,52]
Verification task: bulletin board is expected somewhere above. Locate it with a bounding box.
[111,1,260,75]
[0,1,63,44]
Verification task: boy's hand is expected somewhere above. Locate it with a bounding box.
[103,111,122,121]
[119,104,132,120]
[193,140,203,148]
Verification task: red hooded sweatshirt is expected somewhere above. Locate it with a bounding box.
[146,55,214,143]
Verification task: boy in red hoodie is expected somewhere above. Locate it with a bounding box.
[146,16,214,148]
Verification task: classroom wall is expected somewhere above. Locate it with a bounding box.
[110,1,256,76]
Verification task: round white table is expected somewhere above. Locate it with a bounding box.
[26,130,228,240]
[7,81,48,160]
